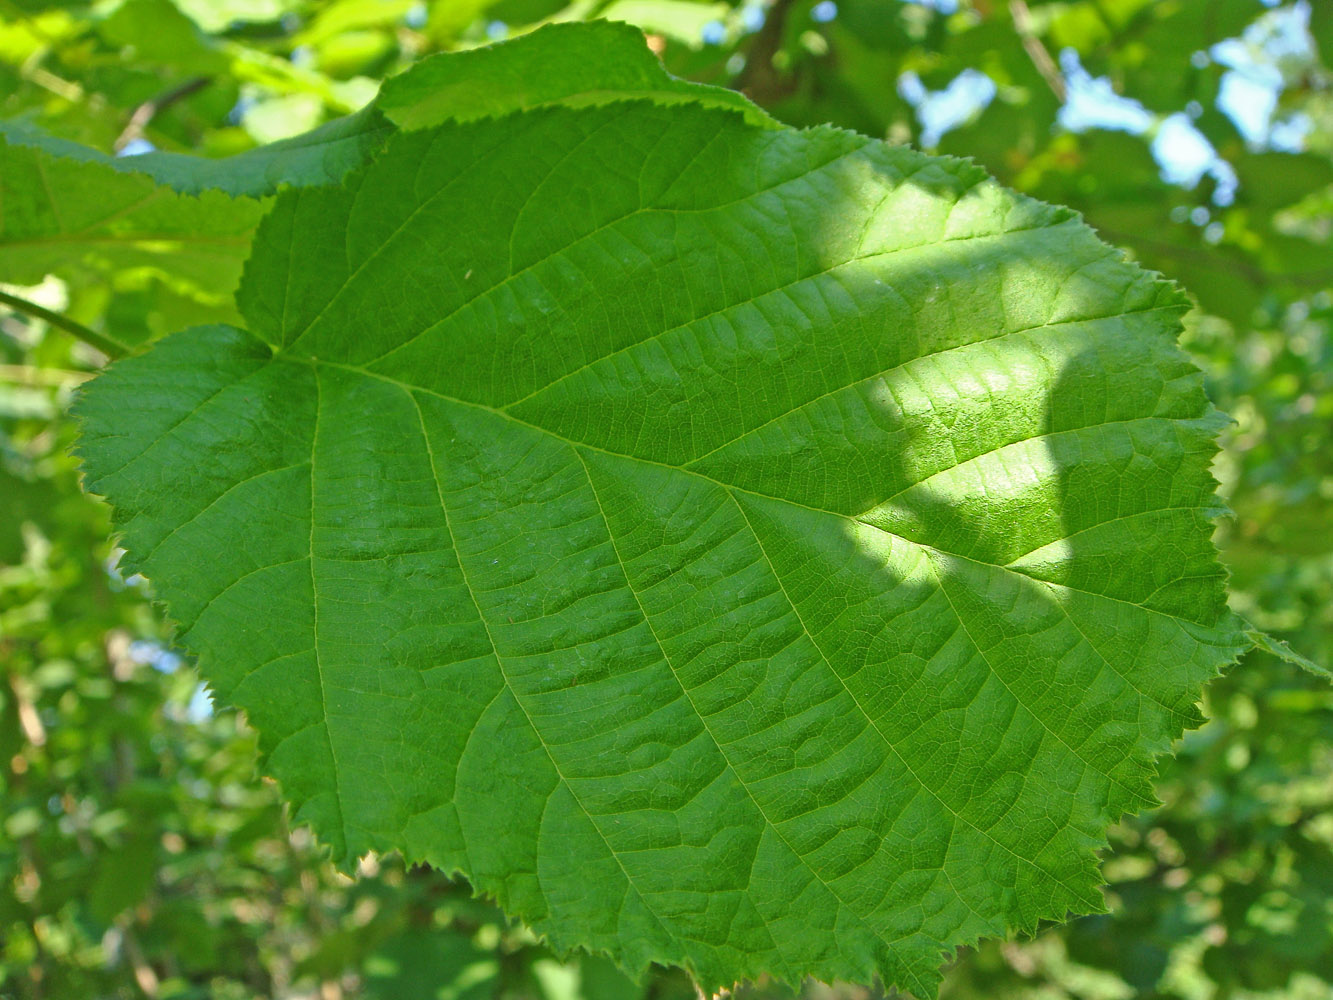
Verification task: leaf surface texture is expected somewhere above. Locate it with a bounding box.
[76,98,1247,994]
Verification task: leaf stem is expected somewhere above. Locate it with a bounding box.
[0,289,128,359]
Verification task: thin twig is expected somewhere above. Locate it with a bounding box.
[0,289,128,359]
[114,76,211,153]
[1010,0,1066,101]
[8,673,46,747]
[119,922,161,998]
[102,633,163,999]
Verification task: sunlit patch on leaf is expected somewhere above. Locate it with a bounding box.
[75,47,1247,997]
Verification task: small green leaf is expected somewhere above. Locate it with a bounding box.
[0,109,393,200]
[1247,629,1331,682]
[599,1,733,47]
[377,20,773,130]
[0,131,263,298]
[96,0,229,75]
[362,927,498,1000]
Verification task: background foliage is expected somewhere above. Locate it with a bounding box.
[0,1,1329,998]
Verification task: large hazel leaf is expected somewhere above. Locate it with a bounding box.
[75,96,1249,994]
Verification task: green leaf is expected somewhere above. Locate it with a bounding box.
[168,0,303,32]
[599,1,732,47]
[1314,2,1333,63]
[1090,0,1260,113]
[295,0,419,47]
[1233,152,1333,213]
[96,0,229,76]
[1247,629,1332,682]
[0,131,263,300]
[0,463,61,564]
[377,20,773,130]
[0,109,393,199]
[75,99,1249,994]
[1,21,756,201]
[361,927,498,1000]
[129,107,393,197]
[478,0,565,31]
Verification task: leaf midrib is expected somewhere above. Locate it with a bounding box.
[285,352,1204,635]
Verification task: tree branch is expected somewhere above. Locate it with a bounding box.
[734,0,798,104]
[1010,0,1066,101]
[115,76,211,153]
[0,289,129,359]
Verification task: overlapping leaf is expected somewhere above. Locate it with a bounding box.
[0,20,765,350]
[376,20,772,129]
[0,132,262,299]
[73,26,1251,998]
[0,111,394,200]
[1,21,762,207]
